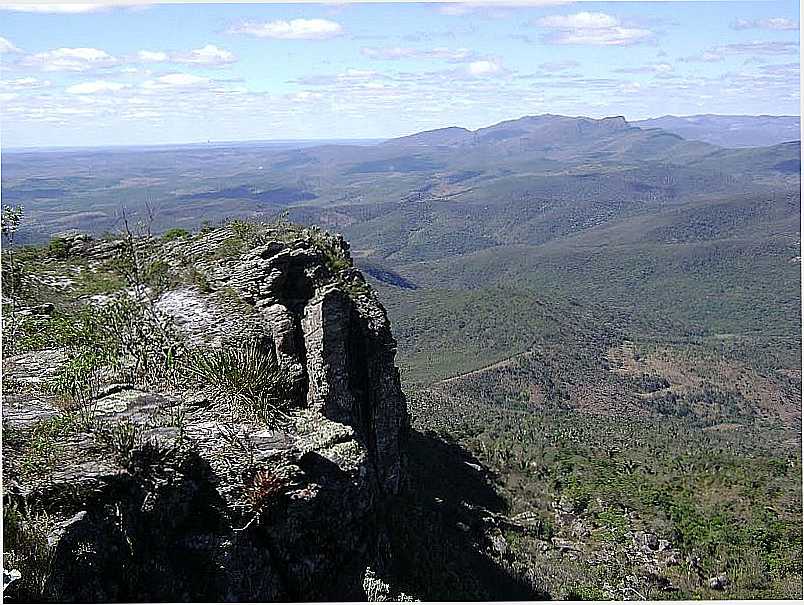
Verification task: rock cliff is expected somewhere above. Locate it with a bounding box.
[2,223,409,602]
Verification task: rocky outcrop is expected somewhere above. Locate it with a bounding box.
[2,225,408,602]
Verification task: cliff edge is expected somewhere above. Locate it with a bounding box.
[2,222,409,602]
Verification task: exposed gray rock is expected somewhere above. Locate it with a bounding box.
[636,530,659,551]
[708,573,729,590]
[2,226,409,602]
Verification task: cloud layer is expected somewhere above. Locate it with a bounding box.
[534,12,653,46]
[227,18,343,40]
[731,17,799,31]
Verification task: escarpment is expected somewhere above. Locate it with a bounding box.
[2,224,409,602]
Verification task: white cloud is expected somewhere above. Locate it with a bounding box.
[227,18,343,40]
[172,44,236,66]
[683,40,799,62]
[361,46,473,61]
[0,3,108,13]
[732,17,799,31]
[539,60,580,72]
[0,35,20,54]
[616,62,673,74]
[290,91,324,102]
[2,76,50,89]
[341,68,379,80]
[142,73,210,89]
[538,12,618,29]
[467,59,502,76]
[24,47,117,71]
[138,50,168,62]
[535,12,653,46]
[136,45,236,66]
[66,80,128,94]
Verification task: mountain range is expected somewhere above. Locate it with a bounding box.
[633,114,800,148]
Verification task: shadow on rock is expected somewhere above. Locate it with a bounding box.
[383,429,550,600]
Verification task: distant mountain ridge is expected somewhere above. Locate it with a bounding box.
[380,113,717,164]
[633,114,800,148]
[386,113,801,151]
[384,114,631,148]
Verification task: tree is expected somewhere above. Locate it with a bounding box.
[2,205,25,352]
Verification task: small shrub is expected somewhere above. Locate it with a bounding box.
[51,349,108,408]
[189,267,212,292]
[47,237,70,259]
[2,502,54,602]
[228,219,260,243]
[94,420,142,467]
[246,468,286,511]
[565,584,610,601]
[48,296,184,405]
[142,258,171,294]
[162,228,190,241]
[595,509,629,543]
[212,236,248,259]
[18,414,80,477]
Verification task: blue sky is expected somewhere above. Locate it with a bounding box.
[0,1,799,147]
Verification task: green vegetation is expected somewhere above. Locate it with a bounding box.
[47,237,70,259]
[162,227,190,241]
[3,501,54,601]
[2,117,800,599]
[408,389,802,599]
[15,414,80,478]
[45,296,183,405]
[185,339,292,425]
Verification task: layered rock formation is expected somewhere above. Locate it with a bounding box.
[2,224,409,602]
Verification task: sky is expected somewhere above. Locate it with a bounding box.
[0,1,800,148]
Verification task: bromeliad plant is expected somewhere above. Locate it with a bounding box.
[185,339,293,426]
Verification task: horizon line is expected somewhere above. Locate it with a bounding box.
[3,112,800,153]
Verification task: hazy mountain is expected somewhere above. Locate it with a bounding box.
[382,114,716,162]
[633,114,801,148]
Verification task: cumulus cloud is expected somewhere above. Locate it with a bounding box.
[137,50,168,62]
[134,45,236,66]
[467,59,502,76]
[535,11,653,46]
[142,73,210,89]
[66,80,128,94]
[361,46,473,61]
[23,47,118,71]
[171,44,236,66]
[0,35,20,54]
[538,12,618,29]
[731,17,799,31]
[227,18,343,40]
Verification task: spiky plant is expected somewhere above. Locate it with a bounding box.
[185,339,292,425]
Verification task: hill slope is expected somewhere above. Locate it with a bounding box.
[633,115,801,148]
